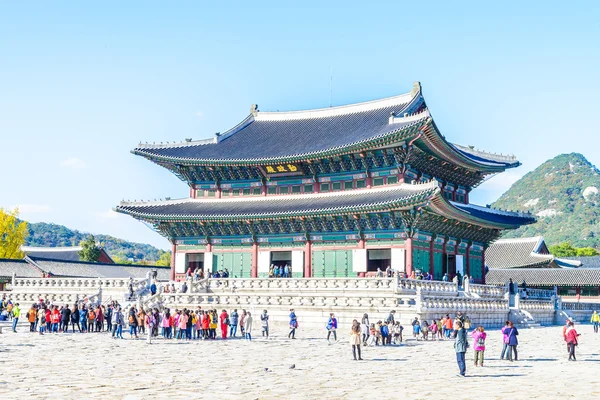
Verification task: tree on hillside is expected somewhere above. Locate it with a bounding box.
[0,208,28,259]
[155,251,171,266]
[79,235,101,262]
[549,242,599,257]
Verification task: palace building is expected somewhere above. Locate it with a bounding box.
[116,82,535,281]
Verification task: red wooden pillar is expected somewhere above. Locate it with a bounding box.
[405,237,413,277]
[358,238,366,277]
[170,243,177,281]
[365,176,372,189]
[481,249,486,284]
[262,183,267,196]
[251,242,258,278]
[190,186,196,199]
[304,241,312,278]
[216,188,222,199]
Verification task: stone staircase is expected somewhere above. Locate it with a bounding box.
[509,309,542,329]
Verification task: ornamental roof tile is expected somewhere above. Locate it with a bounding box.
[450,203,535,227]
[561,256,600,268]
[485,237,555,269]
[0,258,41,278]
[116,182,441,220]
[133,83,518,169]
[26,257,170,280]
[485,268,600,286]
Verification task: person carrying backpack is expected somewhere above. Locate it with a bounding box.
[326,313,337,342]
[471,325,486,367]
[219,309,229,339]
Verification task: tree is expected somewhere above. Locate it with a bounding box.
[548,242,577,257]
[155,251,172,267]
[79,235,101,262]
[0,208,28,259]
[575,247,600,256]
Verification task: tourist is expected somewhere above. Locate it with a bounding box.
[26,304,36,332]
[413,320,421,341]
[105,305,112,333]
[185,310,193,340]
[11,303,20,332]
[326,313,338,342]
[261,310,269,338]
[113,307,124,339]
[181,281,188,293]
[289,309,298,339]
[51,306,60,333]
[454,320,468,377]
[421,320,429,341]
[436,319,443,340]
[87,306,96,333]
[209,309,218,339]
[284,264,290,278]
[380,321,389,345]
[471,325,486,366]
[79,305,88,332]
[96,306,105,332]
[137,309,146,336]
[500,321,510,360]
[506,321,519,361]
[366,324,377,346]
[37,306,46,335]
[230,309,239,337]
[161,309,171,338]
[386,310,395,325]
[201,310,210,339]
[193,311,201,339]
[350,319,363,360]
[566,321,580,361]
[150,280,157,296]
[591,310,599,333]
[444,314,453,339]
[60,303,71,333]
[392,321,403,344]
[145,309,155,344]
[442,273,449,282]
[244,311,253,341]
[429,319,438,339]
[219,309,229,339]
[562,318,572,353]
[376,268,383,277]
[361,314,369,345]
[128,308,139,338]
[46,307,52,332]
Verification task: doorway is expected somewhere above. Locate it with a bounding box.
[367,249,391,273]
[271,251,292,276]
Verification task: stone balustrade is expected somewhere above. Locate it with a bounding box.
[468,284,506,298]
[524,288,556,299]
[520,299,555,311]
[419,296,509,313]
[0,291,97,305]
[10,277,147,292]
[562,301,600,311]
[205,277,395,293]
[395,276,458,295]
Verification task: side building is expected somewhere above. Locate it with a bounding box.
[116,82,535,282]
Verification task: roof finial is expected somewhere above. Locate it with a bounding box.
[411,81,422,97]
[250,104,259,116]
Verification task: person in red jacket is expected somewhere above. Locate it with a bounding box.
[45,308,52,332]
[219,309,229,340]
[566,321,581,361]
[51,306,61,333]
[201,311,210,340]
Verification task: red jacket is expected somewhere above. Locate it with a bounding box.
[219,312,228,325]
[566,328,579,345]
[201,315,210,330]
[45,309,51,323]
[51,310,60,324]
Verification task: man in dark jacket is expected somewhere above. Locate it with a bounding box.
[454,321,468,377]
[60,304,71,333]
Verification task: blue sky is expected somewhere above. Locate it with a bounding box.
[1,2,599,250]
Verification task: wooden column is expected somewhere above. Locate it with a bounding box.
[190,186,196,199]
[405,237,413,278]
[481,249,486,284]
[466,244,471,278]
[429,239,435,276]
[358,238,366,277]
[304,241,312,278]
[251,242,258,278]
[365,176,372,189]
[262,183,267,196]
[170,243,177,281]
[216,188,222,199]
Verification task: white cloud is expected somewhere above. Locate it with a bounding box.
[93,209,121,220]
[195,111,204,118]
[14,204,52,213]
[59,157,87,169]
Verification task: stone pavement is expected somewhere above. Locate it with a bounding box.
[0,324,599,399]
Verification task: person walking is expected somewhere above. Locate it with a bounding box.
[289,309,298,339]
[507,322,519,361]
[260,310,269,338]
[566,321,580,361]
[230,309,239,337]
[145,309,155,344]
[591,311,599,333]
[27,305,37,332]
[12,303,21,333]
[471,325,486,367]
[219,309,229,339]
[454,320,468,377]
[350,319,363,360]
[244,311,253,341]
[326,313,337,342]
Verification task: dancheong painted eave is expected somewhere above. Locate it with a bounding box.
[114,181,535,228]
[131,82,520,171]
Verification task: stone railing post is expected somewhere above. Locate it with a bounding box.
[11,272,16,288]
[415,287,423,313]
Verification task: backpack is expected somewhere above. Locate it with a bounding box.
[477,336,485,346]
[88,311,95,320]
[128,315,135,324]
[225,317,230,326]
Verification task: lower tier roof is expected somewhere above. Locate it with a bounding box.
[115,182,535,230]
[486,268,600,287]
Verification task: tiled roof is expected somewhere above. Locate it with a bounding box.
[132,83,517,169]
[486,268,600,286]
[485,237,555,269]
[116,182,439,221]
[0,258,41,278]
[22,246,82,262]
[27,257,170,280]
[449,203,536,227]
[562,256,600,268]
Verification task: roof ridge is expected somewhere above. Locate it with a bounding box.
[28,256,169,269]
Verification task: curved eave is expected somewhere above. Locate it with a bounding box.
[114,185,440,223]
[427,196,536,230]
[131,117,429,167]
[416,120,520,173]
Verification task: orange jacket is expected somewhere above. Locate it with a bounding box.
[444,318,453,330]
[28,308,37,323]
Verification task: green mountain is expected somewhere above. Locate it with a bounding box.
[492,153,600,248]
[25,221,168,263]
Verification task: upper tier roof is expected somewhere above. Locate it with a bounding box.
[485,237,555,269]
[133,82,519,171]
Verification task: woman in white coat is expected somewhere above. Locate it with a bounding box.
[244,311,253,341]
